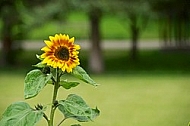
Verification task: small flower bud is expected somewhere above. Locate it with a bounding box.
[35,104,43,110]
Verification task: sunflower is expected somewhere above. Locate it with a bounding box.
[40,34,80,73]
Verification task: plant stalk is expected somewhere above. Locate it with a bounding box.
[49,68,60,126]
[57,117,66,126]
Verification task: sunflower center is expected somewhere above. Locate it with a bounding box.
[55,47,69,61]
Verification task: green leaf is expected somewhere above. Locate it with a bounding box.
[60,80,80,89]
[33,62,46,68]
[0,102,44,126]
[58,94,100,122]
[24,69,52,99]
[36,54,43,60]
[71,66,97,86]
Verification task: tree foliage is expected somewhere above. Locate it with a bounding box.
[104,0,151,60]
[0,0,71,66]
[151,0,190,48]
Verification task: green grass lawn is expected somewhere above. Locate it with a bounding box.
[0,72,190,126]
[0,49,190,125]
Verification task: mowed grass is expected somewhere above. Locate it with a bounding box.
[0,72,190,126]
[0,49,190,125]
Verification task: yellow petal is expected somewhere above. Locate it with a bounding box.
[76,62,80,66]
[42,57,50,64]
[59,33,63,37]
[41,46,51,52]
[69,37,74,43]
[72,51,79,55]
[55,34,60,43]
[52,61,57,68]
[57,61,64,68]
[74,45,80,50]
[66,34,69,40]
[41,53,47,58]
[64,63,68,70]
[61,66,66,72]
[44,40,53,48]
[66,67,72,73]
[74,58,80,62]
[47,59,53,66]
[62,34,66,39]
[49,36,55,42]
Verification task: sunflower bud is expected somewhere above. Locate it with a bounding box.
[35,104,44,110]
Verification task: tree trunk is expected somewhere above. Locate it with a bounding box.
[88,8,104,73]
[0,6,14,66]
[130,17,139,61]
[1,36,13,66]
[0,2,22,66]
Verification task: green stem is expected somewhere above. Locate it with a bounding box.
[43,113,50,125]
[57,117,66,126]
[49,68,60,126]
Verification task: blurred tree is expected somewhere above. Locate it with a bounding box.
[22,0,71,29]
[106,0,151,61]
[26,0,105,73]
[0,0,71,66]
[0,0,23,65]
[70,0,105,73]
[151,0,190,49]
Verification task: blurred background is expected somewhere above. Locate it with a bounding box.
[0,0,190,126]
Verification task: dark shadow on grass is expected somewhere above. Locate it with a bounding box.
[0,49,190,75]
[82,49,190,74]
